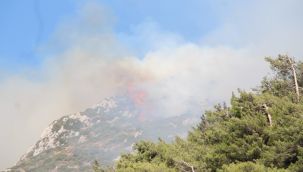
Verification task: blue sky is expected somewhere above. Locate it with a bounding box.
[0,0,77,71]
[1,0,303,73]
[1,0,303,169]
[0,0,221,72]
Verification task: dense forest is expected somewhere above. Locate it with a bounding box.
[94,55,303,172]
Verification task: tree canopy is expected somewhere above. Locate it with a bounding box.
[97,55,303,172]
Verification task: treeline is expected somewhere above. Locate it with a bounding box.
[94,55,303,172]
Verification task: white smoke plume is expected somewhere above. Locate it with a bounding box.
[1,0,303,169]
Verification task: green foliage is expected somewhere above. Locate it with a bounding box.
[116,55,303,171]
[92,160,116,172]
[262,54,303,102]
[219,162,288,172]
[93,160,105,172]
[116,162,176,172]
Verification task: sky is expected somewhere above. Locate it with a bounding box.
[0,0,219,71]
[1,0,303,169]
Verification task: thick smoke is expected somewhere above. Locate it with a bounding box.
[1,0,303,169]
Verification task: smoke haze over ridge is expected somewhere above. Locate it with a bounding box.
[1,0,303,169]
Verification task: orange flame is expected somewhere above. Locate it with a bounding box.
[127,83,149,121]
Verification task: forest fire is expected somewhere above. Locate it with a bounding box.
[127,83,150,121]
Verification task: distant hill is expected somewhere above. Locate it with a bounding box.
[7,96,198,172]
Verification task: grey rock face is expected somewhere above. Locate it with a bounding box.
[8,96,198,172]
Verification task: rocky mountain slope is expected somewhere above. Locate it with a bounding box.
[7,96,198,172]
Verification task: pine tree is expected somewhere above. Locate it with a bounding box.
[263,54,301,102]
[115,55,303,172]
[92,160,105,172]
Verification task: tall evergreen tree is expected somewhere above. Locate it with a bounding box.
[92,160,105,172]
[115,55,303,172]
[262,55,302,102]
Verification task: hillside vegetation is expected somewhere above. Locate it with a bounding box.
[101,55,303,172]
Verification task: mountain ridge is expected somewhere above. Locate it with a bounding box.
[7,96,198,172]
